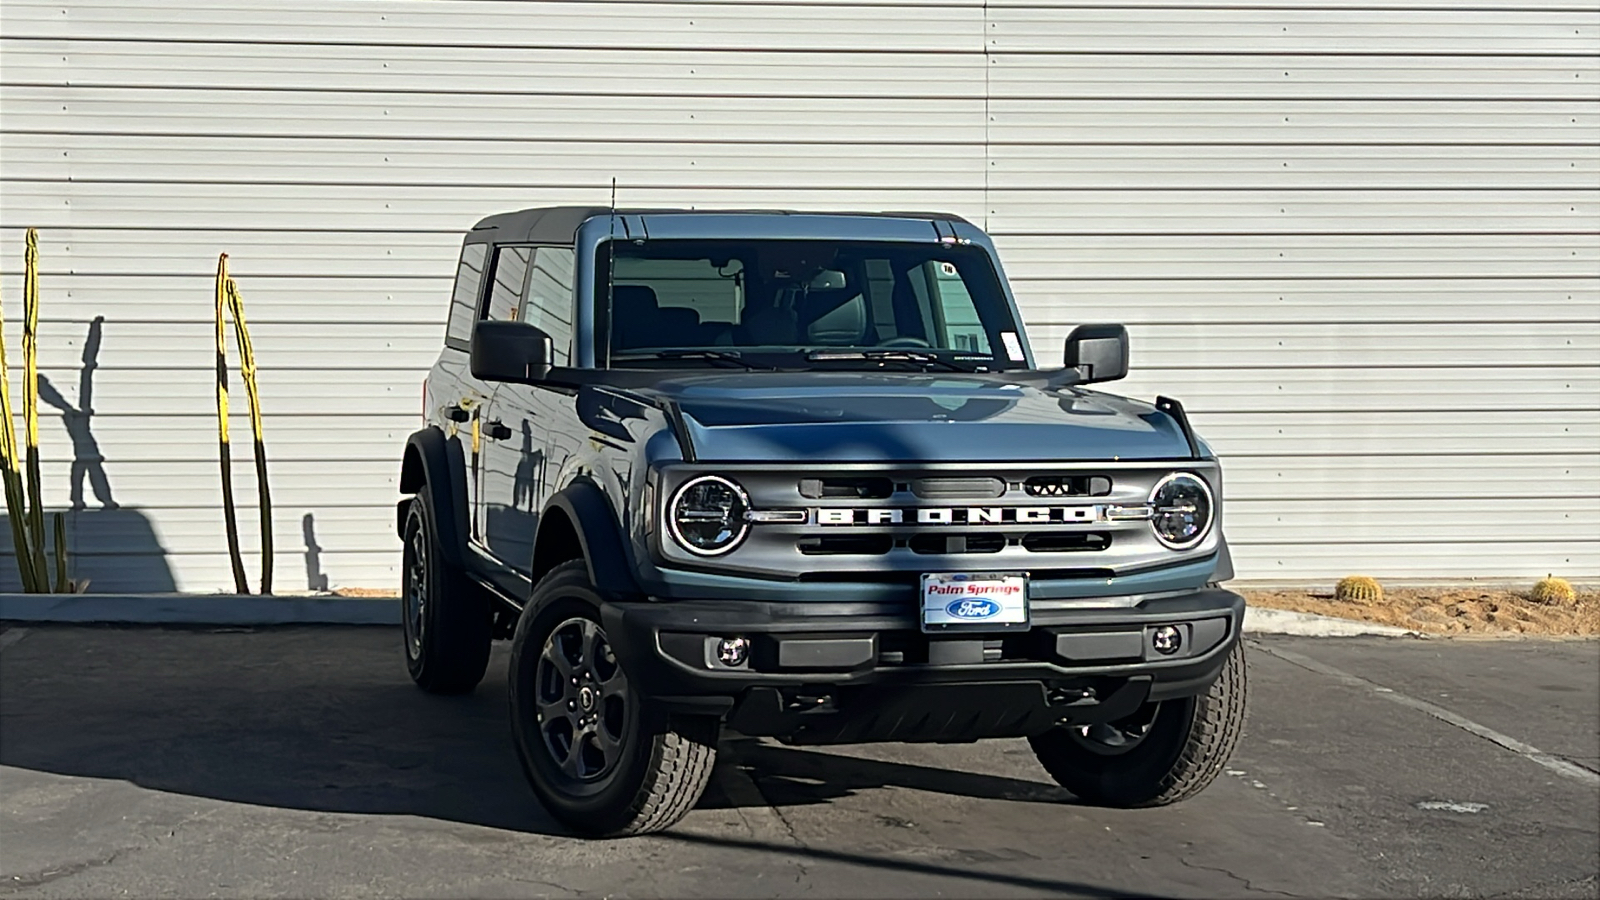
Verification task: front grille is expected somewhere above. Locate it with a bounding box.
[911,477,1006,499]
[797,535,893,556]
[655,460,1221,581]
[799,476,893,499]
[1022,532,1111,553]
[908,533,1006,555]
[1024,475,1113,497]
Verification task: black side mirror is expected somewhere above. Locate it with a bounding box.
[1064,323,1129,383]
[471,320,552,384]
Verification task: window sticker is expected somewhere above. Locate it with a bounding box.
[1000,331,1026,362]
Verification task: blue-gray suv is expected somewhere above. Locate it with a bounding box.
[399,207,1247,836]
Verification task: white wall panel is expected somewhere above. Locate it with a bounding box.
[1,0,1596,590]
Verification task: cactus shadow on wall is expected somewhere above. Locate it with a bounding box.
[0,508,177,593]
[35,317,115,511]
[303,512,329,592]
[0,316,177,593]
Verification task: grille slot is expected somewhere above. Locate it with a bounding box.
[1022,532,1111,553]
[1025,475,1113,498]
[908,533,1007,555]
[797,535,893,556]
[799,477,893,500]
[911,477,1005,499]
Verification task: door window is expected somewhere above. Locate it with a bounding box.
[487,246,532,322]
[522,247,576,366]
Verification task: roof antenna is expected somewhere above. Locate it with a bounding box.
[606,176,617,369]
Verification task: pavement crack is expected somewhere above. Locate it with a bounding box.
[1489,872,1599,899]
[1178,856,1301,898]
[1,846,140,893]
[506,875,583,897]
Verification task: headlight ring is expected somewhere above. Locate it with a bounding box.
[667,475,751,556]
[1148,472,1214,550]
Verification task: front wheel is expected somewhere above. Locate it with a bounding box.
[509,561,717,837]
[1029,640,1247,807]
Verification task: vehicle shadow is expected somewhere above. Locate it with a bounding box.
[0,625,1147,898]
[0,627,1073,831]
[707,737,1072,808]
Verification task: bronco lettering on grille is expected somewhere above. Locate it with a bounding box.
[817,506,1107,526]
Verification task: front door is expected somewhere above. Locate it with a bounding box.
[478,245,577,577]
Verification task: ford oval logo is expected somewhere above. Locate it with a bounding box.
[946,598,1001,620]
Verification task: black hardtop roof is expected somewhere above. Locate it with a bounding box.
[469,206,973,244]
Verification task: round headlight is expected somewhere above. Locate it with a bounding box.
[1149,473,1214,549]
[668,475,750,556]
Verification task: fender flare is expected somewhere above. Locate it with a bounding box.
[541,481,645,602]
[1211,531,1235,584]
[398,427,471,569]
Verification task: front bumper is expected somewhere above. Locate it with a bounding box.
[601,586,1244,744]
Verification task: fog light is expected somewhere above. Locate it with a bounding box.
[716,637,750,667]
[1151,625,1183,656]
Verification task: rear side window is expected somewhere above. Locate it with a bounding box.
[445,242,488,349]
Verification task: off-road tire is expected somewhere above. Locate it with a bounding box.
[1029,639,1247,807]
[401,490,493,694]
[509,560,717,837]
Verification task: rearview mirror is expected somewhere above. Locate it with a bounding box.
[471,320,552,384]
[1064,324,1129,383]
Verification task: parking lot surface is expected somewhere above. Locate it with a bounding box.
[1,624,1595,898]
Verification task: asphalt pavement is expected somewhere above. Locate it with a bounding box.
[1,624,1595,898]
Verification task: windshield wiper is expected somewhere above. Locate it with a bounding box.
[613,349,772,370]
[804,349,982,373]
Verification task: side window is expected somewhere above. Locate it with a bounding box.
[486,246,532,322]
[445,242,488,348]
[523,247,576,365]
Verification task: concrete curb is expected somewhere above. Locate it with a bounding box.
[1243,607,1416,638]
[0,593,399,626]
[5,593,1415,638]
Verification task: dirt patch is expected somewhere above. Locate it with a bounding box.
[331,587,399,598]
[1243,586,1600,636]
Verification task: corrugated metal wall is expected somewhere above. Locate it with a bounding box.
[1,0,1596,591]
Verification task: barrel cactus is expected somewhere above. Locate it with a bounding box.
[1530,576,1576,606]
[1335,575,1384,604]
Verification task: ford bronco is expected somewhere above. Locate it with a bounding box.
[398,207,1246,837]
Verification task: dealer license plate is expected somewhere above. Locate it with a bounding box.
[920,572,1030,632]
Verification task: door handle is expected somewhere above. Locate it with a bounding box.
[484,420,513,441]
[444,403,470,423]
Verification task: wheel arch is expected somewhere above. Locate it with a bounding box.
[397,426,470,569]
[533,481,645,603]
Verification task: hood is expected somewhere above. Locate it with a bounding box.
[625,372,1194,463]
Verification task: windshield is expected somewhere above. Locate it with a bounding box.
[597,240,1025,369]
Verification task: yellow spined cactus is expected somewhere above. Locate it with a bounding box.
[1335,575,1384,604]
[1530,576,1576,606]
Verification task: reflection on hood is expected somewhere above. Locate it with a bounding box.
[624,373,1191,463]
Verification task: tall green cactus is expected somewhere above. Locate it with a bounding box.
[2,229,70,593]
